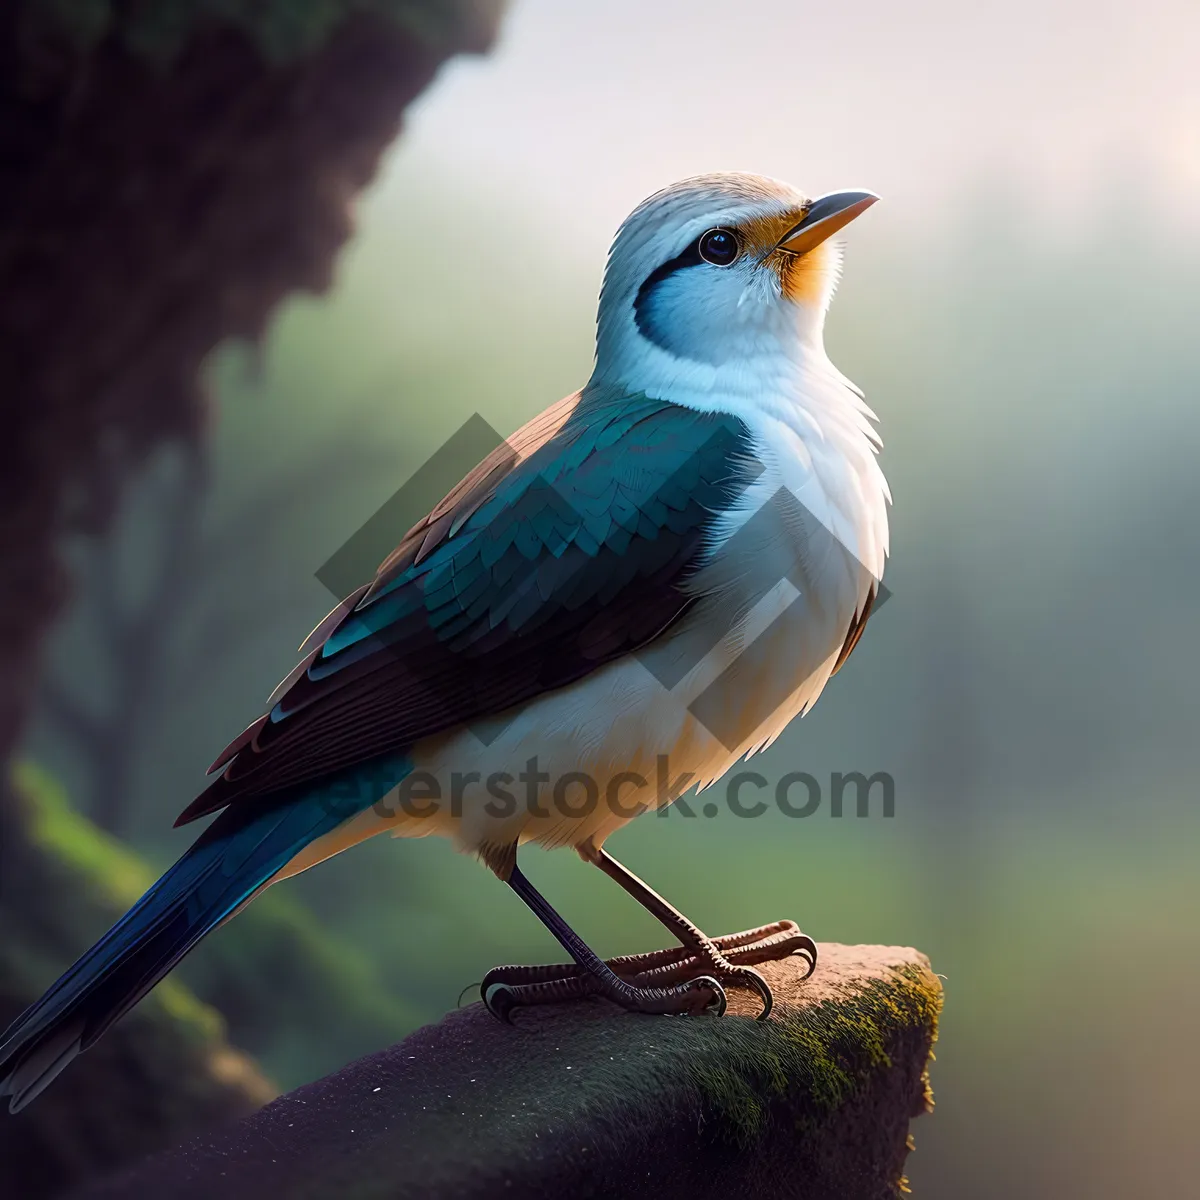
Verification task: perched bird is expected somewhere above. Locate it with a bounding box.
[0,172,888,1111]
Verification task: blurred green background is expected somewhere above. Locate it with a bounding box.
[19,2,1199,1195]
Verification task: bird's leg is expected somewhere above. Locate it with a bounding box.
[580,844,816,1020]
[479,839,816,1020]
[481,858,727,1023]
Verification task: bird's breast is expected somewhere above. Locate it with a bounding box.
[364,384,888,859]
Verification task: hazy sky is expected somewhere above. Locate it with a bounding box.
[386,0,1199,243]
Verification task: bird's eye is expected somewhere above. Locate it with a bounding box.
[697,228,739,266]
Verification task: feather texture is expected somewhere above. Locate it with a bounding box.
[176,389,754,826]
[0,170,891,1111]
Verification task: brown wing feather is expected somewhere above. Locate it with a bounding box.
[832,586,877,675]
[365,392,580,601]
[177,392,755,828]
[179,396,586,827]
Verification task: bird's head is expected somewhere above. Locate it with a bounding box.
[592,172,876,407]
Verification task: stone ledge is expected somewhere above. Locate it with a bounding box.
[80,943,941,1200]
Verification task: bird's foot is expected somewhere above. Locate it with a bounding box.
[621,920,816,1020]
[482,965,725,1023]
[480,920,815,1022]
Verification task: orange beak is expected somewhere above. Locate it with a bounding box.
[776,190,879,257]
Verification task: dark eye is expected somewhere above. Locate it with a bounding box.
[697,227,739,266]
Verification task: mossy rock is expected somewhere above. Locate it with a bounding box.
[684,956,941,1148]
[78,942,943,1200]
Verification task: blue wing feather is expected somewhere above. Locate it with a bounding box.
[185,389,754,819]
[1,390,757,1110]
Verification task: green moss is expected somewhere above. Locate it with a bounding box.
[27,0,504,64]
[16,762,156,906]
[498,956,940,1161]
[679,963,943,1148]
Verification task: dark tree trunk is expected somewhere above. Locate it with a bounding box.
[0,4,502,1193]
[0,1,499,778]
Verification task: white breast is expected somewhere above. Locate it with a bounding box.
[287,354,891,871]
[381,361,890,858]
[676,357,887,757]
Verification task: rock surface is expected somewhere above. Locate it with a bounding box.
[81,943,941,1200]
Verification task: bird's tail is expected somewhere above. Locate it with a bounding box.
[0,787,363,1113]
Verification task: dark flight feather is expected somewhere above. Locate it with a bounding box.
[832,585,878,675]
[176,389,755,827]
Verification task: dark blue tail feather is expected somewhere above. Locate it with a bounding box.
[0,756,408,1112]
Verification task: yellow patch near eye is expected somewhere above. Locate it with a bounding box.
[734,209,809,258]
[777,239,837,306]
[728,207,836,306]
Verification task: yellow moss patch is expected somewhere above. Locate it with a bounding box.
[681,961,943,1148]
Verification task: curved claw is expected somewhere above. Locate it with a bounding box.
[482,980,519,1024]
[792,934,819,980]
[688,975,727,1017]
[741,967,774,1021]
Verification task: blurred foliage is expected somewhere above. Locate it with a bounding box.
[29,0,505,62]
[9,761,221,1046]
[23,163,1200,1198]
[181,873,424,1084]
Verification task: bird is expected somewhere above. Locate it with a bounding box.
[0,171,889,1111]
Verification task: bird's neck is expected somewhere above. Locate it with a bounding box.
[593,332,888,581]
[594,327,865,443]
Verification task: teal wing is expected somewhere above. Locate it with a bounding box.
[2,390,754,1110]
[179,389,755,824]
